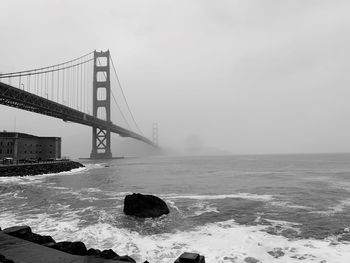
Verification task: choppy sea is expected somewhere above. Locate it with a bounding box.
[1,154,350,262]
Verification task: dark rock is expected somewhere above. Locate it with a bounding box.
[49,241,87,256]
[124,193,170,218]
[119,255,137,262]
[87,248,102,256]
[3,225,56,245]
[0,161,84,177]
[31,233,56,245]
[100,249,119,259]
[0,254,14,263]
[174,252,205,263]
[2,226,32,237]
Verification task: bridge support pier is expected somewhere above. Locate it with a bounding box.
[90,50,113,159]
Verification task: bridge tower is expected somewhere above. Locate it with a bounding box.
[90,50,112,159]
[152,122,158,146]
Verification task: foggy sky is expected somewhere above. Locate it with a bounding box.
[1,0,350,157]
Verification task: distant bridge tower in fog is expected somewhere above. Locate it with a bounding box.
[152,122,158,146]
[0,50,158,158]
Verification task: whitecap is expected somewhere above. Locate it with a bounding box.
[311,198,350,215]
[163,193,273,202]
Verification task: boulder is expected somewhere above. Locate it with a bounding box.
[2,226,32,237]
[31,233,55,245]
[87,248,102,256]
[2,225,55,245]
[124,193,169,218]
[119,255,137,262]
[48,241,87,256]
[100,249,119,259]
[0,254,14,263]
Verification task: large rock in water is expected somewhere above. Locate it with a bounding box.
[124,193,170,218]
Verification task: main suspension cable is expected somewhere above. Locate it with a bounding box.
[110,56,144,135]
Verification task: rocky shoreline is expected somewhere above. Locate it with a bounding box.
[0,161,84,177]
[0,226,136,262]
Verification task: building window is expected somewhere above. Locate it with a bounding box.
[24,151,27,154]
[7,149,9,154]
[0,149,2,154]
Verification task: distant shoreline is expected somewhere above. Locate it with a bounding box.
[0,161,84,177]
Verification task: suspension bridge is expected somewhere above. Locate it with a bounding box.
[0,50,158,158]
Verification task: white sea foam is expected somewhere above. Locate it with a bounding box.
[270,201,312,210]
[163,193,273,202]
[1,211,349,263]
[188,200,219,216]
[312,198,350,215]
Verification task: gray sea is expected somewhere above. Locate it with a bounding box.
[1,154,350,262]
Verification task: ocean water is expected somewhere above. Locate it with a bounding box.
[1,154,350,262]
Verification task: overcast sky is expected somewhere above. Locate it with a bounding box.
[1,0,350,156]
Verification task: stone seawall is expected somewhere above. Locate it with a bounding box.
[0,161,84,177]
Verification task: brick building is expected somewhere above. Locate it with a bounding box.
[0,132,61,161]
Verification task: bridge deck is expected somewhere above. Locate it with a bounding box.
[0,82,156,147]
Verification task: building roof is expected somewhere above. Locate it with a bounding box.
[0,132,60,140]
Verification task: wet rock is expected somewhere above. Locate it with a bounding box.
[119,255,137,262]
[0,254,15,263]
[1,225,137,262]
[31,233,56,245]
[48,241,87,256]
[3,225,55,245]
[124,193,170,218]
[87,248,101,256]
[2,226,32,237]
[268,248,285,258]
[0,161,84,177]
[244,257,260,263]
[174,252,205,263]
[100,249,119,259]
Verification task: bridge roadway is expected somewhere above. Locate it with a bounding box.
[0,81,156,147]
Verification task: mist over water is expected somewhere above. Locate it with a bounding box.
[1,154,350,262]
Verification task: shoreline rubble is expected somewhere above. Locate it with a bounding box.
[0,226,136,262]
[0,161,84,177]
